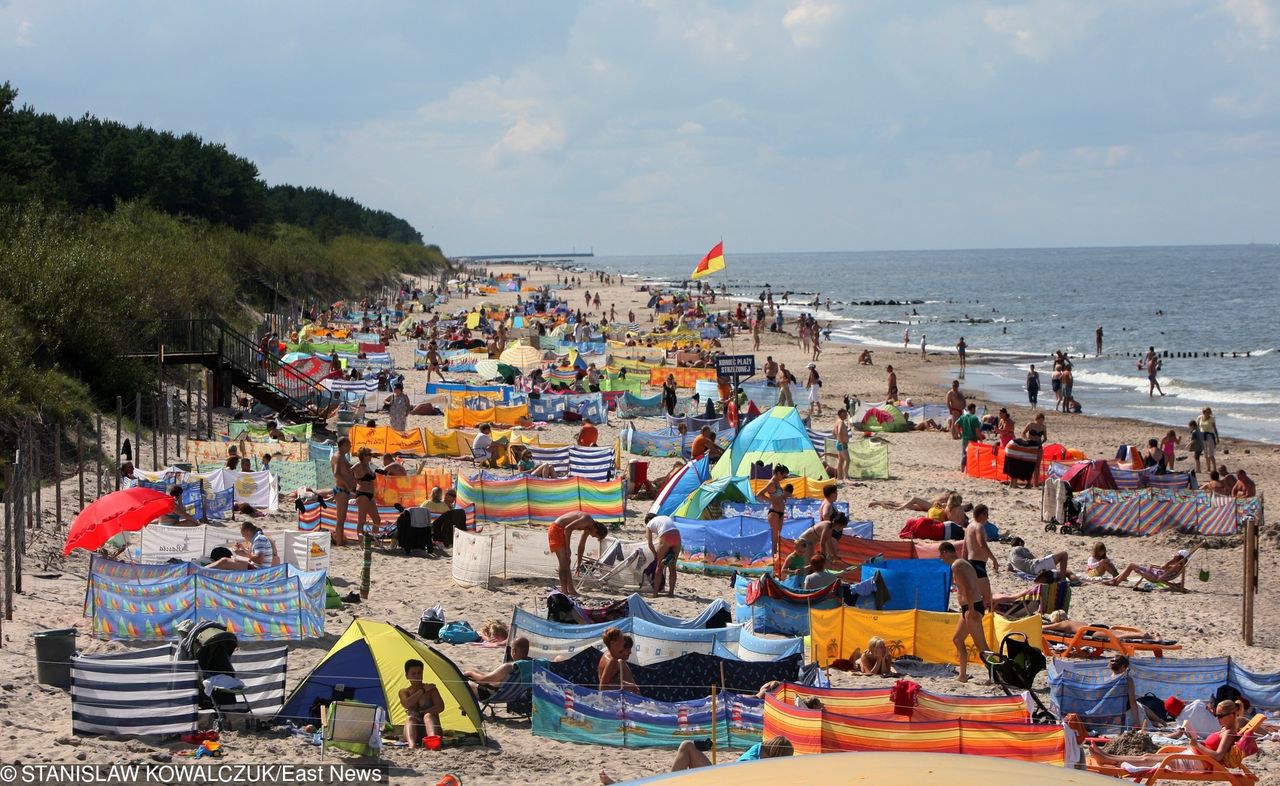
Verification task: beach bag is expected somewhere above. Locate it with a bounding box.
[437,621,481,644]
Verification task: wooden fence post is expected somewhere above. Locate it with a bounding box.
[115,396,122,491]
[135,393,142,468]
[76,420,85,512]
[96,414,103,500]
[151,396,158,469]
[30,427,40,529]
[54,423,62,530]
[3,464,12,621]
[1243,515,1258,646]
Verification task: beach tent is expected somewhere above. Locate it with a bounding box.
[858,403,910,433]
[499,342,543,374]
[1061,459,1117,491]
[673,476,755,519]
[712,406,828,481]
[276,619,484,740]
[649,456,711,516]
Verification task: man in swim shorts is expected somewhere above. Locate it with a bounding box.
[833,409,850,480]
[963,504,999,606]
[548,512,608,596]
[939,542,988,683]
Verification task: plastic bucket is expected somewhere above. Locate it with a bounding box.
[33,628,77,689]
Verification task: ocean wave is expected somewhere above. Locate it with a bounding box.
[1159,382,1280,406]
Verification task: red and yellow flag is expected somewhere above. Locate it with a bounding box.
[690,241,725,279]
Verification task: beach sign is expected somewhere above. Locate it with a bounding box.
[715,354,755,378]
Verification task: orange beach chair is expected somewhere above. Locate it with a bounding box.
[1042,625,1182,659]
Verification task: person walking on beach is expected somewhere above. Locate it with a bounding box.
[1026,364,1040,409]
[920,334,927,359]
[945,380,966,432]
[662,373,679,416]
[752,316,761,351]
[1095,326,1104,356]
[811,327,822,362]
[1145,347,1165,397]
[938,542,988,683]
[904,328,910,349]
[956,337,967,378]
[954,403,982,471]
[886,365,898,402]
[805,363,823,419]
[777,365,795,408]
[1198,407,1219,474]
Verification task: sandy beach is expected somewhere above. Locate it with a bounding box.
[1,262,1278,785]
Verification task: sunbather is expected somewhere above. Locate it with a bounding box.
[400,658,445,748]
[463,637,532,701]
[1088,700,1253,772]
[206,523,273,570]
[1106,545,1201,587]
[1042,611,1163,641]
[869,490,951,512]
[1086,542,1119,578]
[1009,546,1078,583]
[859,636,897,677]
[599,735,794,784]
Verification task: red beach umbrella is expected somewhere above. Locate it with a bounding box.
[62,488,175,555]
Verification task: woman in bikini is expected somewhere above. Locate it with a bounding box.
[548,512,608,596]
[755,464,790,575]
[352,447,380,539]
[330,437,355,547]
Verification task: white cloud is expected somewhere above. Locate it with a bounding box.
[678,120,705,134]
[983,1,1098,61]
[415,73,566,165]
[782,0,839,47]
[1211,90,1271,118]
[14,19,32,46]
[1219,0,1278,43]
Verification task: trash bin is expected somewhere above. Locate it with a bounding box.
[33,628,77,689]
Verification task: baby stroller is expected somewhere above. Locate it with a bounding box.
[1044,486,1083,536]
[983,632,1055,723]
[177,620,254,731]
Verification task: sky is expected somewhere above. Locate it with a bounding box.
[2,1,1278,255]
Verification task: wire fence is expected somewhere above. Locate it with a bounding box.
[0,370,219,645]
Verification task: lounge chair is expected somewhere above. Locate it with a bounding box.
[479,668,532,719]
[1088,714,1265,786]
[576,541,645,592]
[1043,625,1181,659]
[321,700,385,758]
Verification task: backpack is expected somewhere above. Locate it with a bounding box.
[437,620,481,644]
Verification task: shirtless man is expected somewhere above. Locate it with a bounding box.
[331,437,355,547]
[425,342,444,383]
[945,380,966,432]
[939,541,989,683]
[1234,468,1257,498]
[763,356,779,386]
[963,504,1000,606]
[885,365,898,402]
[833,410,851,481]
[798,510,847,568]
[548,512,609,596]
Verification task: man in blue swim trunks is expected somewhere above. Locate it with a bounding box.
[833,408,850,480]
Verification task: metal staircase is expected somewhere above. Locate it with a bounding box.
[123,316,333,423]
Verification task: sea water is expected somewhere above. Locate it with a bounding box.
[584,245,1280,443]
